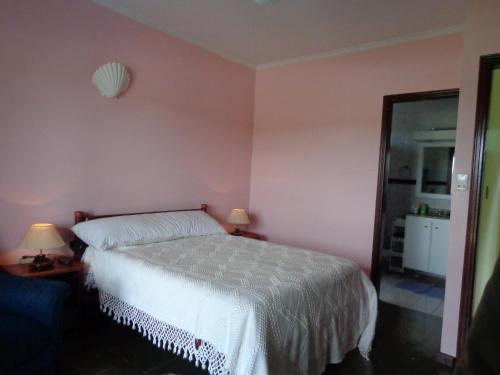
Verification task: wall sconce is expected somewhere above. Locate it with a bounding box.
[92,62,130,98]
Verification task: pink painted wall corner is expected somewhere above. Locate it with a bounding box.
[0,0,255,263]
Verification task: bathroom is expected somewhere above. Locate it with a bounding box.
[378,95,458,318]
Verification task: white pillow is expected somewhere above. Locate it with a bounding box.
[71,211,226,250]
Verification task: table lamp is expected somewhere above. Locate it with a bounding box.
[18,223,65,264]
[227,209,251,236]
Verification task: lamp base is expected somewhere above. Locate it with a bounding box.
[232,228,244,236]
[29,251,54,272]
[29,261,54,272]
[32,254,50,264]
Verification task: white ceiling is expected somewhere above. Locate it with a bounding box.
[93,0,466,69]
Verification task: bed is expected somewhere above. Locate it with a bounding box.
[71,204,377,375]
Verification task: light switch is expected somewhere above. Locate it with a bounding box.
[456,174,469,191]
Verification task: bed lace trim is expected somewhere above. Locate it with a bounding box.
[97,289,230,375]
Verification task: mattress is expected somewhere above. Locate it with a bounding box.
[83,234,377,375]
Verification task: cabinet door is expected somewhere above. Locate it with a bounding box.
[429,219,450,276]
[403,216,432,272]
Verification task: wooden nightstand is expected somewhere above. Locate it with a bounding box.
[1,261,86,307]
[1,261,85,279]
[230,230,263,240]
[2,260,90,332]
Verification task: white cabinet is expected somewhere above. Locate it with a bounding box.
[403,216,432,272]
[403,215,449,277]
[428,220,450,276]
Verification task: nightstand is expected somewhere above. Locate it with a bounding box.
[1,261,86,306]
[1,261,85,279]
[230,230,263,240]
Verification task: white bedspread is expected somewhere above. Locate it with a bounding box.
[83,234,377,375]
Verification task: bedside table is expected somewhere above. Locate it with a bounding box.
[2,261,88,330]
[230,230,263,240]
[1,261,85,279]
[1,261,86,305]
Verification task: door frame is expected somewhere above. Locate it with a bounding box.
[370,89,460,290]
[457,52,500,356]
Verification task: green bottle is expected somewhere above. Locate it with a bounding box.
[419,203,428,216]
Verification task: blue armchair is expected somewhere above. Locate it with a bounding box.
[0,273,71,375]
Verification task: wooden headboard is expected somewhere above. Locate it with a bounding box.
[70,204,208,261]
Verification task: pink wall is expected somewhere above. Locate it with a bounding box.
[441,0,500,357]
[2,0,493,359]
[0,0,255,263]
[250,34,463,273]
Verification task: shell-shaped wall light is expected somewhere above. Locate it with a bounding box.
[92,62,130,98]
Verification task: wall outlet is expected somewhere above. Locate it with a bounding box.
[456,173,469,191]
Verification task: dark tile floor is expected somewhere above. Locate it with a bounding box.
[63,301,453,375]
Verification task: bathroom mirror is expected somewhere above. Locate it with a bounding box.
[416,142,455,199]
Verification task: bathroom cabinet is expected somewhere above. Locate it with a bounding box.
[403,215,449,277]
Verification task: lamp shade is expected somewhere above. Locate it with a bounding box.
[18,223,65,250]
[227,209,251,225]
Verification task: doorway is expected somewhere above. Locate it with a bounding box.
[371,89,459,355]
[458,52,500,355]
